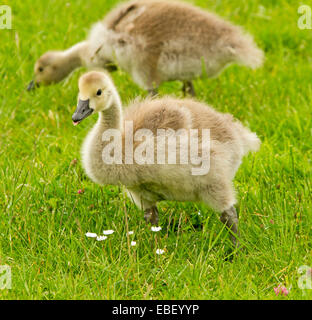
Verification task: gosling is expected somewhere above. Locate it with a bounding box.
[29,0,264,95]
[72,71,261,247]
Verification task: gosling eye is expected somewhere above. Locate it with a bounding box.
[96,89,102,96]
[38,67,44,72]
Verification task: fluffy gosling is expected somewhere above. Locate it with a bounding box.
[29,0,263,95]
[72,71,261,247]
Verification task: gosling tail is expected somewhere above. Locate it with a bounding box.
[234,120,261,155]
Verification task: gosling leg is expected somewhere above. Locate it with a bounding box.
[144,206,159,225]
[220,206,240,248]
[182,80,196,97]
[147,88,158,97]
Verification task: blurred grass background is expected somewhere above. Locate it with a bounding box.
[0,0,311,299]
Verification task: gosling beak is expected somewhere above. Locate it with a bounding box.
[27,79,40,91]
[27,80,35,91]
[72,99,93,125]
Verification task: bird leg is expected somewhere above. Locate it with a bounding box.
[182,80,196,97]
[105,62,118,72]
[220,206,240,248]
[144,206,159,225]
[147,88,158,97]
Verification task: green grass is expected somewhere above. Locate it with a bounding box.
[0,0,312,299]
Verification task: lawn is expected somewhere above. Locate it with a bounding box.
[0,0,311,299]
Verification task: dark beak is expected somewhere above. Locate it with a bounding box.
[72,99,93,125]
[27,80,35,91]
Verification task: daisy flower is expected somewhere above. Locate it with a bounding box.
[156,249,165,255]
[96,235,107,241]
[103,230,114,235]
[151,226,162,232]
[85,232,97,238]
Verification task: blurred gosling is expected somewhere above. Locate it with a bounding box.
[29,0,264,95]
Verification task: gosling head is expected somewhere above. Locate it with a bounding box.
[72,71,116,125]
[27,51,70,90]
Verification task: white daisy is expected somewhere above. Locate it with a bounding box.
[151,226,162,232]
[127,231,134,235]
[85,232,97,238]
[131,241,136,246]
[103,230,114,235]
[96,235,107,241]
[156,249,165,255]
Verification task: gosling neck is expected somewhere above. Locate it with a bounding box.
[61,41,89,75]
[98,89,123,130]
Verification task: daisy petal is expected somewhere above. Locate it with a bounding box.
[96,235,107,241]
[151,226,162,232]
[85,232,97,238]
[103,230,114,235]
[156,249,165,255]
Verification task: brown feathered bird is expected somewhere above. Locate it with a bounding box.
[28,0,264,95]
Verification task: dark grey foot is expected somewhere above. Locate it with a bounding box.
[144,206,159,225]
[182,81,196,97]
[220,206,240,248]
[147,88,158,97]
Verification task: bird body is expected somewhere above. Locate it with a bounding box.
[72,71,261,245]
[89,0,263,89]
[82,96,259,209]
[29,0,263,94]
